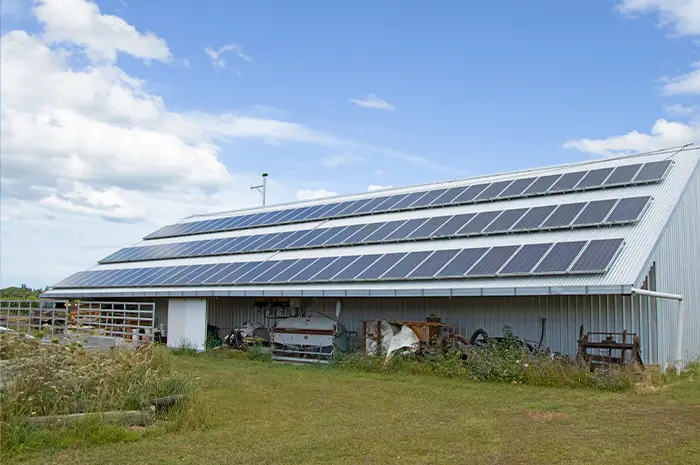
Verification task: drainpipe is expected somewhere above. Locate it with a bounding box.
[631,288,684,374]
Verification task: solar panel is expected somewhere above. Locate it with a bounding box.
[456,211,500,235]
[323,224,365,245]
[435,248,489,277]
[361,220,406,242]
[160,265,199,285]
[522,174,561,195]
[269,258,318,282]
[250,233,284,251]
[373,194,407,212]
[216,262,264,284]
[237,261,280,283]
[576,167,614,190]
[409,189,449,208]
[407,249,461,278]
[603,164,642,186]
[355,253,408,280]
[633,160,672,183]
[201,263,245,284]
[496,178,536,198]
[309,256,359,281]
[331,254,382,281]
[381,251,431,279]
[304,227,345,247]
[275,230,314,249]
[466,246,520,276]
[175,265,214,285]
[390,192,428,210]
[320,201,355,218]
[352,197,389,215]
[383,218,428,241]
[257,232,293,250]
[430,186,467,205]
[474,181,512,201]
[249,260,298,283]
[498,243,552,275]
[290,229,326,248]
[483,208,528,233]
[344,223,384,243]
[141,266,179,285]
[409,215,455,238]
[569,239,624,273]
[295,205,330,221]
[369,195,403,213]
[339,198,374,216]
[541,203,586,228]
[532,241,586,274]
[605,196,651,223]
[289,257,337,282]
[452,184,490,203]
[572,199,617,226]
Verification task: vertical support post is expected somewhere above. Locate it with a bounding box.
[376,320,381,356]
[361,321,367,356]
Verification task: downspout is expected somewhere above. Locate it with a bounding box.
[631,288,685,373]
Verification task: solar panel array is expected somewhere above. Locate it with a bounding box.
[56,238,625,289]
[144,160,672,240]
[100,196,651,264]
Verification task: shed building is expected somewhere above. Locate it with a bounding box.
[44,147,700,367]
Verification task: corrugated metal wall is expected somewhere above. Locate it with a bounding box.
[649,161,700,366]
[205,294,659,363]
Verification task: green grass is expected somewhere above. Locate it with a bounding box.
[6,355,700,465]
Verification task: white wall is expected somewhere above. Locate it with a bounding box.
[167,298,207,351]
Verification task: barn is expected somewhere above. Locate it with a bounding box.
[43,147,700,368]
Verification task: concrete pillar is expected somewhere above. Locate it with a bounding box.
[166,298,207,351]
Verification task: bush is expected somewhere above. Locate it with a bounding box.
[331,328,637,391]
[0,333,197,458]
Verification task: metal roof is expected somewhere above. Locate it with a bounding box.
[44,146,700,298]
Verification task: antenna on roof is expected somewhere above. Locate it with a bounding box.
[251,172,268,206]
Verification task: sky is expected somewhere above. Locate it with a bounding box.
[1,0,699,288]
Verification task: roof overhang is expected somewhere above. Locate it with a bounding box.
[42,284,635,299]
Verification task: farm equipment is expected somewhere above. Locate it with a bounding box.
[271,311,354,363]
[362,315,469,358]
[577,325,644,371]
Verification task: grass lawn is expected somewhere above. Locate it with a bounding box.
[10,354,700,465]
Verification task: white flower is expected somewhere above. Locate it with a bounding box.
[524,363,529,368]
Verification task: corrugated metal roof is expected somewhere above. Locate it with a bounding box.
[44,147,700,297]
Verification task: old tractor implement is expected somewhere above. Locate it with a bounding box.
[577,325,643,371]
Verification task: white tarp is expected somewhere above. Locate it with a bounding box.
[386,325,420,359]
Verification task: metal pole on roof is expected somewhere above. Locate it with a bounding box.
[250,172,269,206]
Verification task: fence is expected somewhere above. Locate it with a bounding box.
[0,300,156,343]
[0,300,69,334]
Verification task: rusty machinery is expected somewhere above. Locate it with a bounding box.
[577,325,644,371]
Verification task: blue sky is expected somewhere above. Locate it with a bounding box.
[1,0,699,287]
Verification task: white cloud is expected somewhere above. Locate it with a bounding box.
[617,0,700,36]
[33,0,171,63]
[663,65,700,95]
[0,2,463,287]
[563,118,700,157]
[296,189,338,201]
[665,103,697,114]
[367,184,393,192]
[205,43,251,68]
[321,153,365,168]
[350,94,395,111]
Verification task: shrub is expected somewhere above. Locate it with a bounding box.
[0,333,196,458]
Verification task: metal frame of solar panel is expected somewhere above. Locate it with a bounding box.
[102,196,651,264]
